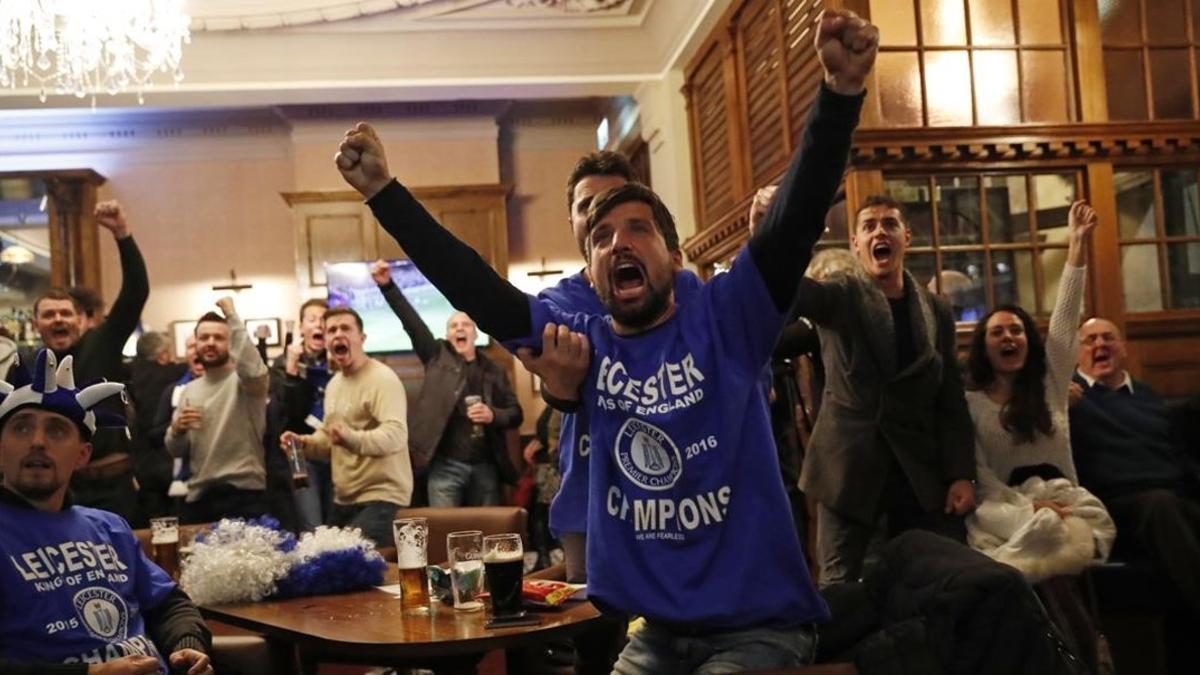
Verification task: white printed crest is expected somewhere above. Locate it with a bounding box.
[614,418,682,491]
[73,587,129,642]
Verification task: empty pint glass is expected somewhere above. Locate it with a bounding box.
[286,436,309,489]
[483,533,524,617]
[393,517,431,613]
[150,517,180,581]
[447,530,484,611]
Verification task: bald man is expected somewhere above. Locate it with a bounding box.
[370,261,523,506]
[1069,317,1200,613]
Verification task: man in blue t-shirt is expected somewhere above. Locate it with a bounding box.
[0,350,212,675]
[335,9,876,670]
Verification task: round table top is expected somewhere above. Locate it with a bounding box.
[199,566,602,660]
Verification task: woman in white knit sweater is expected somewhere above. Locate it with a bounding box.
[962,200,1114,581]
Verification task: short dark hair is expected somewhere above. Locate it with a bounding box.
[194,312,227,334]
[323,306,364,332]
[68,286,104,319]
[565,151,638,214]
[586,183,680,254]
[299,298,327,320]
[853,194,908,233]
[33,288,82,317]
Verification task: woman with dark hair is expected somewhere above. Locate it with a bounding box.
[964,200,1115,583]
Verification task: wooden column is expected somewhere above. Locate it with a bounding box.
[1071,0,1110,123]
[1084,162,1124,329]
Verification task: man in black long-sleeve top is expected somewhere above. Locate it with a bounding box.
[7,200,150,525]
[334,11,875,670]
[368,259,522,506]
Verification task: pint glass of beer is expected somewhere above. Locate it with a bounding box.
[286,436,309,489]
[393,517,431,613]
[150,517,181,581]
[447,530,484,612]
[482,533,524,617]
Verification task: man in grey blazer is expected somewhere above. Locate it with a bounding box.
[797,194,976,586]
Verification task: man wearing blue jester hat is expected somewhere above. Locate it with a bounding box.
[0,350,213,675]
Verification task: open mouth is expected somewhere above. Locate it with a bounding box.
[452,333,470,349]
[311,330,325,344]
[611,260,647,300]
[1093,350,1111,366]
[999,343,1019,357]
[331,342,350,357]
[51,325,72,338]
[871,241,892,263]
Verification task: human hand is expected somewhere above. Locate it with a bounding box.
[336,122,393,199]
[523,438,544,465]
[168,648,214,675]
[748,185,778,237]
[95,200,130,239]
[280,430,305,457]
[1033,499,1072,519]
[215,296,236,318]
[172,406,203,434]
[944,479,976,515]
[1068,200,1098,242]
[466,402,495,425]
[87,654,160,674]
[815,9,879,96]
[328,421,349,445]
[285,342,305,376]
[516,323,590,403]
[370,259,392,285]
[1068,381,1085,408]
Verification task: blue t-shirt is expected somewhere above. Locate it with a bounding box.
[0,503,176,671]
[538,269,703,538]
[512,249,826,627]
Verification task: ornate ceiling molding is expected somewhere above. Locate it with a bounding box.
[188,0,636,31]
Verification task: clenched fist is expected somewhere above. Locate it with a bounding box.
[95,200,130,239]
[336,123,393,199]
[815,9,879,96]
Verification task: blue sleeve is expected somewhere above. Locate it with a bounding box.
[701,248,787,374]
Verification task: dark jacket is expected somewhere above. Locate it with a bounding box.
[820,530,1087,675]
[8,236,149,464]
[128,359,187,491]
[798,270,975,523]
[378,279,522,477]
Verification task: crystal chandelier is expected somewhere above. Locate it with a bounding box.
[0,1,190,103]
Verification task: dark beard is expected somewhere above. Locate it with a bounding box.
[199,352,230,369]
[603,280,672,331]
[14,475,60,501]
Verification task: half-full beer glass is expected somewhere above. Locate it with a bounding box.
[150,517,180,581]
[447,530,484,611]
[483,533,524,617]
[393,517,431,613]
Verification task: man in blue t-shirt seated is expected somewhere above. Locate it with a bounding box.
[0,350,212,675]
[334,9,876,671]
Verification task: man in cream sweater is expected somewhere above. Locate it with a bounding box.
[281,307,411,545]
[166,297,271,524]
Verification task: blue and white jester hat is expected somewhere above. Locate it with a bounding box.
[0,349,126,440]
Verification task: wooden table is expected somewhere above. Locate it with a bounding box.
[199,567,602,674]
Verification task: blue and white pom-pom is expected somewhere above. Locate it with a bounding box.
[179,517,385,604]
[276,526,387,598]
[180,517,296,605]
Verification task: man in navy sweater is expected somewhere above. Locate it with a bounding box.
[1068,317,1200,613]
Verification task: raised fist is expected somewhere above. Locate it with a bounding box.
[815,9,879,96]
[1068,200,1098,240]
[370,259,392,286]
[95,200,130,238]
[335,123,393,199]
[748,185,778,237]
[215,296,236,318]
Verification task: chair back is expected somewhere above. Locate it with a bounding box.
[394,506,527,564]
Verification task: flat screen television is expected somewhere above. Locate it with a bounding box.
[324,259,489,354]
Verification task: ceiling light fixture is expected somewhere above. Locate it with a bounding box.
[0,1,191,104]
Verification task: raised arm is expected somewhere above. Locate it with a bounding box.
[337,126,532,342]
[747,10,874,311]
[93,200,150,345]
[371,259,440,364]
[1046,201,1096,414]
[217,297,269,398]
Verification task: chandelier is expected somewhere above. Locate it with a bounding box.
[0,1,190,103]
